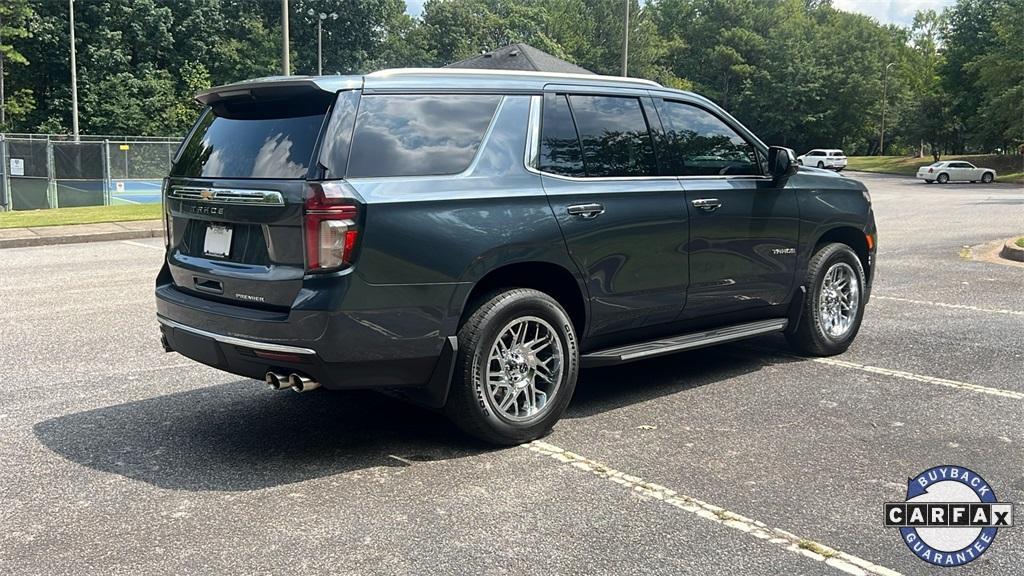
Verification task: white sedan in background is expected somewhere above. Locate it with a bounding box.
[797,149,847,170]
[916,161,996,184]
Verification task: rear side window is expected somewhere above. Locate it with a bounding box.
[831,151,845,157]
[539,93,585,177]
[568,95,657,178]
[172,96,331,179]
[346,94,501,178]
[657,100,760,176]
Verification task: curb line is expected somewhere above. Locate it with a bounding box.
[999,238,1024,262]
[0,228,162,249]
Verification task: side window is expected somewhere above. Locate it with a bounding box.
[656,100,760,176]
[539,93,585,177]
[346,94,500,178]
[567,95,658,177]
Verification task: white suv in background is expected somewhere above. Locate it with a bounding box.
[797,149,847,171]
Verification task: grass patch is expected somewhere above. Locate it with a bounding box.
[797,539,838,558]
[846,154,1024,184]
[1016,237,1024,248]
[0,204,161,229]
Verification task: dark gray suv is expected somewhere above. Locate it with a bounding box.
[157,69,876,444]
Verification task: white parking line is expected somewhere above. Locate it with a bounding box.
[524,440,902,576]
[121,240,164,251]
[809,357,1024,400]
[873,295,1024,317]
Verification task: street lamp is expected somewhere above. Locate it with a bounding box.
[879,61,895,156]
[308,9,338,75]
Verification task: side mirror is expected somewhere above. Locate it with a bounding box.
[768,146,797,178]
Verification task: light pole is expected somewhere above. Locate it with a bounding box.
[621,0,630,76]
[69,0,80,140]
[308,10,338,75]
[282,0,290,75]
[879,61,895,156]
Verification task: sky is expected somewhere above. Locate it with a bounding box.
[404,0,958,28]
[831,0,957,26]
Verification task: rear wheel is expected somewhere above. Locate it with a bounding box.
[982,172,994,183]
[446,288,579,445]
[937,173,949,184]
[787,243,866,356]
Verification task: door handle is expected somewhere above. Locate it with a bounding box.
[691,198,722,212]
[567,203,605,219]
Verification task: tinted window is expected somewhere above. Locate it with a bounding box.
[539,93,584,177]
[657,101,760,176]
[830,151,845,156]
[318,90,360,178]
[346,94,500,178]
[567,95,657,177]
[173,96,330,179]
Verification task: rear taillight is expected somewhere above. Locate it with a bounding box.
[928,167,934,173]
[161,179,172,247]
[305,182,360,272]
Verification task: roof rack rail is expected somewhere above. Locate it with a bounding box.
[367,67,662,88]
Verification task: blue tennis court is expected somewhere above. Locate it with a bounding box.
[109,180,163,204]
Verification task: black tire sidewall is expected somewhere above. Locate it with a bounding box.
[983,172,994,183]
[452,290,579,444]
[938,173,949,183]
[793,244,867,355]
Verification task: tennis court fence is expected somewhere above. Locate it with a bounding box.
[0,133,181,211]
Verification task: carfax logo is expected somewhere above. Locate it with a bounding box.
[884,465,1014,567]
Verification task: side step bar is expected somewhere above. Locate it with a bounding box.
[581,318,788,367]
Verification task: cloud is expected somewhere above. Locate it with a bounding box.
[832,0,957,26]
[404,0,426,17]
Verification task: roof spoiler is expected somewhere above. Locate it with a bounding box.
[195,76,363,106]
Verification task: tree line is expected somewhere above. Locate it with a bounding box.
[0,0,1020,157]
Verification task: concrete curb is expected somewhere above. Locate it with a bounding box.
[999,238,1024,262]
[0,221,163,249]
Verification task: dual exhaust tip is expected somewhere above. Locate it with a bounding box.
[265,371,320,393]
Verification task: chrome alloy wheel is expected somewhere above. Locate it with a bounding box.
[485,316,564,421]
[818,262,860,339]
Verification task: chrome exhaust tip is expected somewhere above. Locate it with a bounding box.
[289,373,320,393]
[265,371,292,391]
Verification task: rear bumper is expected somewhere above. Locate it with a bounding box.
[155,263,462,401]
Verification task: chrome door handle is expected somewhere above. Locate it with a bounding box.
[567,203,605,219]
[691,198,722,212]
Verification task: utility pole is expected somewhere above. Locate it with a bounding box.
[1,13,6,128]
[879,62,895,156]
[69,0,79,141]
[281,0,290,75]
[621,0,630,76]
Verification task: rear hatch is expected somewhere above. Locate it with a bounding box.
[164,87,343,309]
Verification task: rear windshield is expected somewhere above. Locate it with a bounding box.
[172,96,331,179]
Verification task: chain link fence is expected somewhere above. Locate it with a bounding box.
[0,134,181,211]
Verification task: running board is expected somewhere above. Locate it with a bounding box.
[581,318,788,367]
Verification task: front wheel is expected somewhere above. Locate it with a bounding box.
[982,172,994,183]
[817,161,825,168]
[446,288,579,445]
[787,243,867,356]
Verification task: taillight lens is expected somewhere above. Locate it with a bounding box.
[928,167,934,173]
[305,182,360,272]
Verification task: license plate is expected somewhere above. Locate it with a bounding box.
[203,224,233,258]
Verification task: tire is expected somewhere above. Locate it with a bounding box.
[817,161,825,168]
[937,173,949,184]
[797,159,803,166]
[445,288,579,445]
[786,243,867,356]
[982,172,994,183]
[924,179,933,184]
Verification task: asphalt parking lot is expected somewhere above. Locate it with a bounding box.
[1,172,1022,575]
